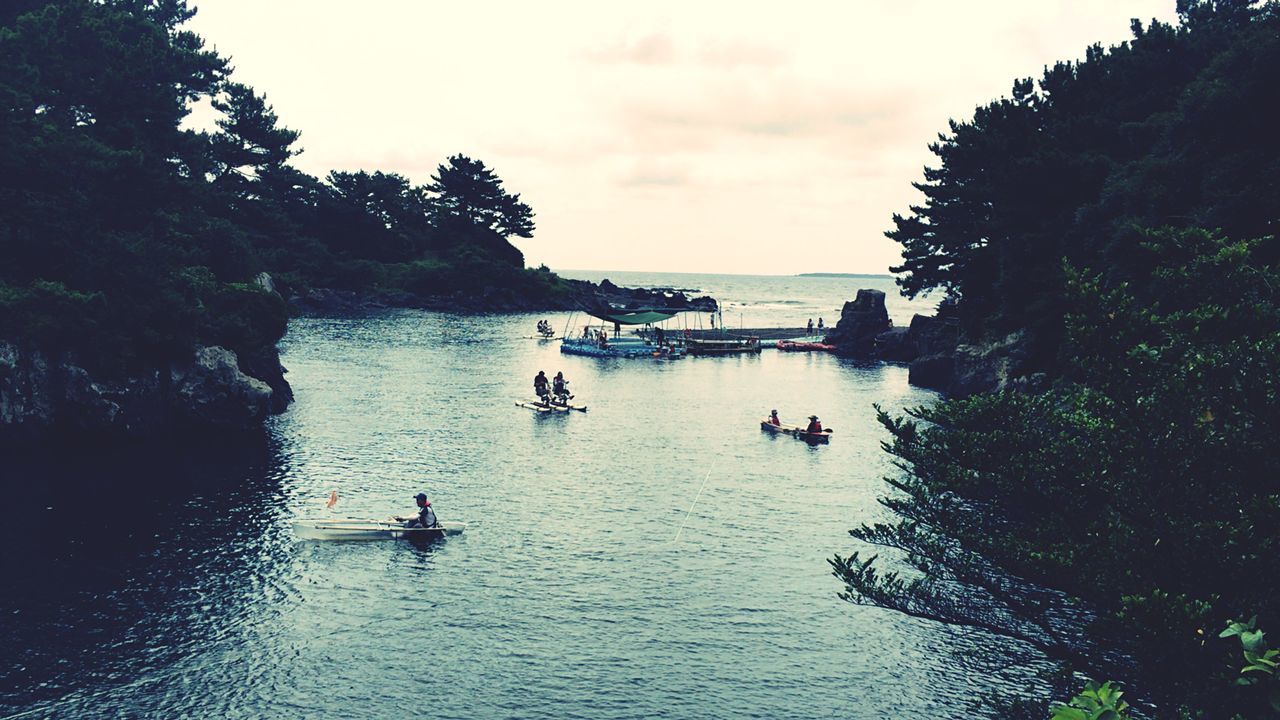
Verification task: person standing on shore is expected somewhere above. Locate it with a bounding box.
[817,318,824,331]
[807,318,814,334]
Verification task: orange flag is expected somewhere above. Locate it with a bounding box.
[326,490,339,509]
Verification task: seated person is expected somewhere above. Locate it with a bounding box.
[805,415,823,433]
[769,409,782,426]
[396,492,438,528]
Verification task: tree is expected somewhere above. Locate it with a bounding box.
[834,229,1280,715]
[427,154,534,266]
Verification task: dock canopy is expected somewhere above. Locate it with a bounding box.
[585,309,680,325]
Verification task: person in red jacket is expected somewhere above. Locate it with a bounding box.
[769,409,782,426]
[805,415,822,433]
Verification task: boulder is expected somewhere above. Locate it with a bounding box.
[906,314,959,358]
[171,347,273,427]
[949,330,1034,398]
[825,289,891,356]
[0,341,291,441]
[873,327,913,361]
[909,354,955,392]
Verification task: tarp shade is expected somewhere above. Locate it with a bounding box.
[585,309,679,325]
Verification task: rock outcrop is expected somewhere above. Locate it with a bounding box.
[290,277,719,316]
[824,289,1040,397]
[0,342,291,441]
[823,289,892,356]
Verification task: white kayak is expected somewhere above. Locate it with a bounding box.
[293,518,466,541]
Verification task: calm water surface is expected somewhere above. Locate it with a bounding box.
[0,275,1041,718]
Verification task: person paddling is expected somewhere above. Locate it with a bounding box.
[769,409,782,426]
[805,415,823,434]
[534,370,550,401]
[552,371,570,402]
[395,492,438,529]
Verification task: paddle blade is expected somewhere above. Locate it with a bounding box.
[326,490,339,509]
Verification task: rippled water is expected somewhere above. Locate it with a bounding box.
[0,276,1042,718]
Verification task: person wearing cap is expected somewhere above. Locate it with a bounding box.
[805,415,823,434]
[769,409,782,426]
[395,492,438,529]
[534,370,550,401]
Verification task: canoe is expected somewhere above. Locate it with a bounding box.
[760,419,833,443]
[776,340,835,352]
[293,518,466,541]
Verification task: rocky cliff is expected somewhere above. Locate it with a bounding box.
[826,288,1041,398]
[0,343,291,441]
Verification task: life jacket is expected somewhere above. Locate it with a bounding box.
[806,421,822,433]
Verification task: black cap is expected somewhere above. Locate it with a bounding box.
[414,492,427,501]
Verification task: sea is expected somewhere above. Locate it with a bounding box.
[0,272,1045,719]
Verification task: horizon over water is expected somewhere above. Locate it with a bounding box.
[557,270,939,331]
[0,274,1041,719]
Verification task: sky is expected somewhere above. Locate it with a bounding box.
[187,1,1180,276]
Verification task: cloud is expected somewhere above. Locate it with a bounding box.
[615,158,690,188]
[584,33,789,69]
[584,32,677,65]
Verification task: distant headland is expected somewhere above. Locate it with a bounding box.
[797,272,892,278]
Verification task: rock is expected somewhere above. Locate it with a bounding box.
[237,347,294,414]
[254,272,276,294]
[825,289,891,356]
[906,314,959,358]
[0,341,291,441]
[949,330,1033,398]
[171,347,273,427]
[873,327,913,361]
[909,354,955,391]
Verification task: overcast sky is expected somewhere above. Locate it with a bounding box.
[187,1,1179,275]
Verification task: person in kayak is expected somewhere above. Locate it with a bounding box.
[534,370,550,400]
[769,409,782,426]
[395,492,438,529]
[806,415,823,434]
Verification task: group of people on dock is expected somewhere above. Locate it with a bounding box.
[581,325,611,348]
[534,369,572,404]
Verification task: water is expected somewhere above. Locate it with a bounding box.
[558,271,938,331]
[0,275,1038,718]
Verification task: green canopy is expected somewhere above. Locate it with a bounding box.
[585,309,680,325]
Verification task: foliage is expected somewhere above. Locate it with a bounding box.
[1049,681,1131,720]
[1220,617,1280,713]
[833,229,1280,715]
[886,0,1280,355]
[0,1,561,373]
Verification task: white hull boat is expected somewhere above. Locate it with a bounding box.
[293,518,466,541]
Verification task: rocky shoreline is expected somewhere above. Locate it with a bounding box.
[287,277,718,316]
[0,342,292,442]
[823,288,1043,397]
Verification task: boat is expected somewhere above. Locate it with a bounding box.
[516,399,570,413]
[687,337,761,356]
[293,518,467,541]
[776,340,835,352]
[561,307,687,359]
[760,419,833,443]
[516,398,587,413]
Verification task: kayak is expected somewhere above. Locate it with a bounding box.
[760,419,833,443]
[776,340,835,352]
[293,518,466,541]
[516,399,570,413]
[516,398,586,412]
